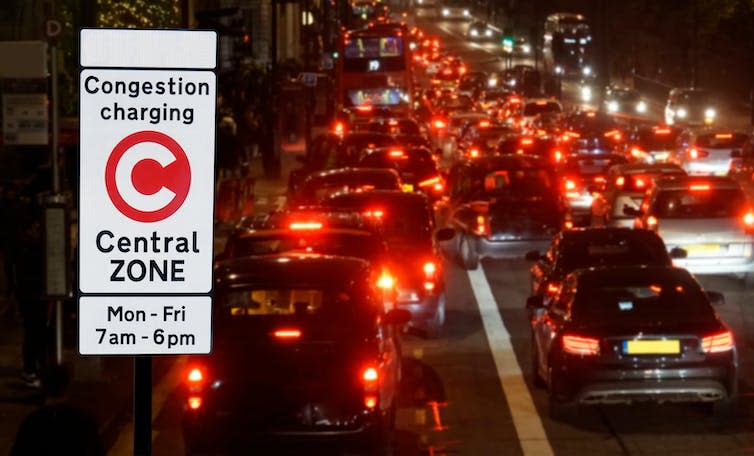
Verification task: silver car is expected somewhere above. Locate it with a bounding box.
[672,129,750,177]
[632,176,754,281]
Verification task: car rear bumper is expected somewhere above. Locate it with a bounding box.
[671,256,754,275]
[475,236,552,260]
[555,363,736,404]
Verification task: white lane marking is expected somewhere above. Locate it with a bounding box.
[109,356,187,455]
[468,268,554,456]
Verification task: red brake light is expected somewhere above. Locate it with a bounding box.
[475,214,489,236]
[701,330,734,353]
[630,147,644,159]
[562,334,600,356]
[689,183,710,192]
[615,176,625,188]
[187,396,203,410]
[535,100,548,106]
[546,282,560,295]
[423,261,437,275]
[634,177,646,188]
[478,120,491,128]
[363,367,379,383]
[356,105,373,112]
[377,273,395,289]
[654,128,671,135]
[364,209,384,218]
[554,150,563,162]
[289,221,323,230]
[586,111,596,117]
[715,133,733,139]
[646,215,659,230]
[333,121,346,135]
[389,149,405,158]
[273,328,302,340]
[469,148,480,158]
[187,368,204,383]
[521,138,534,146]
[744,212,754,225]
[432,118,447,129]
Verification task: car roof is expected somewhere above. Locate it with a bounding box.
[653,175,741,190]
[608,162,685,175]
[305,167,400,181]
[215,254,372,289]
[572,264,695,284]
[559,227,662,243]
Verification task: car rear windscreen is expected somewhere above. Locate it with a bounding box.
[652,187,746,218]
[560,236,670,271]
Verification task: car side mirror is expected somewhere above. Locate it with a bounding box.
[435,227,456,242]
[524,250,541,261]
[706,290,725,306]
[669,247,687,259]
[526,295,545,310]
[623,205,641,217]
[384,308,412,325]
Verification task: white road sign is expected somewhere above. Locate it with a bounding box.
[79,296,212,355]
[79,29,216,356]
[79,30,217,294]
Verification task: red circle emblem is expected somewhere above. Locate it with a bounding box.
[105,130,191,223]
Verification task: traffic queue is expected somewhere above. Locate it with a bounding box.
[181,14,754,455]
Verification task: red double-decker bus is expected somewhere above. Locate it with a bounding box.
[336,24,413,122]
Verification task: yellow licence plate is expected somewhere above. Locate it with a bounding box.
[624,339,680,355]
[684,244,720,254]
[402,184,414,192]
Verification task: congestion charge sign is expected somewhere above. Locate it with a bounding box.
[79,29,216,355]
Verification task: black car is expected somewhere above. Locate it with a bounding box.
[526,227,675,298]
[289,132,398,194]
[559,110,625,155]
[438,155,565,269]
[183,254,409,453]
[287,167,402,209]
[322,190,448,337]
[358,147,445,201]
[528,266,736,419]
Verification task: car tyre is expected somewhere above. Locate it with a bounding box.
[458,234,479,270]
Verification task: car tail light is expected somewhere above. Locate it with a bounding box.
[615,176,625,188]
[362,365,380,409]
[564,179,580,198]
[633,176,646,189]
[554,150,563,162]
[423,261,437,276]
[188,367,204,383]
[562,334,600,356]
[432,118,447,129]
[688,148,709,160]
[474,214,489,236]
[689,183,710,192]
[364,208,385,218]
[289,221,323,230]
[478,120,491,128]
[273,328,302,340]
[715,133,733,139]
[654,128,671,135]
[377,273,395,289]
[389,149,406,159]
[546,281,560,295]
[646,215,659,230]
[187,396,203,410]
[744,212,754,233]
[469,147,481,158]
[630,146,645,159]
[356,105,373,113]
[333,121,346,136]
[521,137,534,146]
[701,330,734,353]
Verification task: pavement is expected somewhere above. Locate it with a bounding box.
[0,137,304,454]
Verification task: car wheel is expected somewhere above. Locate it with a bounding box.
[425,297,446,339]
[458,235,479,270]
[530,335,546,388]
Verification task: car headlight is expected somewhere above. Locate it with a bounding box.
[636,100,647,113]
[521,44,531,54]
[485,29,493,37]
[470,29,478,36]
[676,108,687,118]
[582,66,592,76]
[581,86,592,102]
[463,9,470,16]
[442,8,449,15]
[705,108,716,119]
[607,100,618,112]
